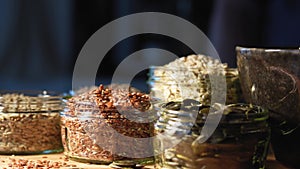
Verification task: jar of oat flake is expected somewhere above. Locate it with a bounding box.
[0,90,63,154]
[147,54,243,106]
[148,66,242,105]
[61,84,155,167]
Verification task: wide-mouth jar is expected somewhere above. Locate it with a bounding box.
[61,85,154,166]
[0,90,63,154]
[148,66,242,105]
[154,101,270,169]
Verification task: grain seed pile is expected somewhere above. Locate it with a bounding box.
[61,84,153,163]
[0,156,77,169]
[0,93,63,154]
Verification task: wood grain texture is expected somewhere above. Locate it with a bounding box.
[0,153,290,169]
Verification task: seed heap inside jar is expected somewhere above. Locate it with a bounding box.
[61,84,154,164]
[0,92,63,154]
[154,100,270,169]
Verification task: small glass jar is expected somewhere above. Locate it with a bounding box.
[61,86,154,166]
[148,66,243,105]
[0,90,63,154]
[154,101,270,169]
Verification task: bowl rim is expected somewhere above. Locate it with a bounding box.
[236,46,300,53]
[148,65,233,71]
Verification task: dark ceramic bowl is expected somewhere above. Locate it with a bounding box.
[236,46,300,168]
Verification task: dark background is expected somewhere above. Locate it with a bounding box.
[0,0,299,93]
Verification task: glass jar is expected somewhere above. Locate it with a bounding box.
[154,101,270,169]
[236,46,300,168]
[148,66,243,105]
[61,85,154,166]
[0,90,63,154]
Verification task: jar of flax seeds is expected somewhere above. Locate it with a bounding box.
[0,90,63,154]
[61,85,154,167]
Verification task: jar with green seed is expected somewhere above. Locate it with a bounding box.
[154,100,270,169]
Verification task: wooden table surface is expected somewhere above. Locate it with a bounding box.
[0,153,291,169]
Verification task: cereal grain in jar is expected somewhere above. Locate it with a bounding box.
[61,84,154,165]
[0,91,63,154]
